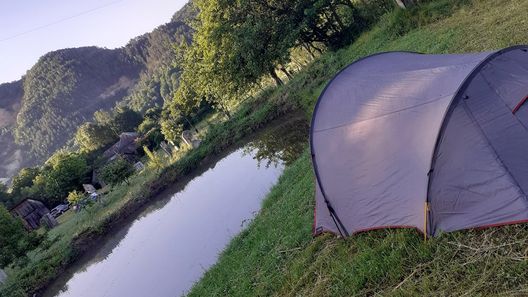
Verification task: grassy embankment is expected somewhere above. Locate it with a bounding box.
[188,1,528,296]
[0,85,298,295]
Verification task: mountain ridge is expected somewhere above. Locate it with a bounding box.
[0,1,195,182]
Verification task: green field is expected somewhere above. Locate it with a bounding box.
[187,1,528,296]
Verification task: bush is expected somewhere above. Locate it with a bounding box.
[67,190,85,206]
[99,157,135,186]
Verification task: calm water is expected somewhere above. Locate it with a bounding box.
[43,117,308,297]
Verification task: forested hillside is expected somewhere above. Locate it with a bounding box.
[15,47,142,159]
[0,81,24,184]
[0,2,195,182]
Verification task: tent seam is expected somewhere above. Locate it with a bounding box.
[313,93,453,133]
[479,71,528,133]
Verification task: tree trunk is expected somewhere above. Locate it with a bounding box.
[303,43,316,59]
[329,5,345,31]
[223,109,231,119]
[395,0,415,9]
[220,103,231,119]
[270,69,284,86]
[310,43,324,54]
[280,67,293,80]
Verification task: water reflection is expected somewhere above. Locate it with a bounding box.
[43,116,309,297]
[244,115,309,168]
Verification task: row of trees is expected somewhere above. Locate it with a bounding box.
[159,0,395,129]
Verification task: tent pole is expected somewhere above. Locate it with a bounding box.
[423,202,429,241]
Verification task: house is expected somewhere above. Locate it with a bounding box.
[9,199,50,231]
[82,184,97,194]
[102,132,139,162]
[93,132,140,188]
[181,130,201,149]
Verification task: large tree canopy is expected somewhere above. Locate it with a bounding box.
[169,0,368,120]
[31,151,89,207]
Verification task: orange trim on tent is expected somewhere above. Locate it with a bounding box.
[475,219,528,230]
[512,94,528,113]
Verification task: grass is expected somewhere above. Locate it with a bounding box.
[187,0,528,296]
[189,154,528,297]
[3,0,528,296]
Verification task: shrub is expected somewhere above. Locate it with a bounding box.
[67,190,85,206]
[99,157,135,186]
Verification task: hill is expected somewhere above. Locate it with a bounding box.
[0,2,195,182]
[14,46,142,159]
[0,81,24,184]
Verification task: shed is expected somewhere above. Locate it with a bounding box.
[10,199,50,231]
[102,132,139,162]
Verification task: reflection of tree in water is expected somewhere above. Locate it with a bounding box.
[244,118,309,168]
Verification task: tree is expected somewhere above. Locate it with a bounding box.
[99,157,134,186]
[176,0,299,114]
[292,0,369,50]
[138,112,164,149]
[75,106,144,153]
[0,183,11,208]
[143,146,164,172]
[10,167,40,199]
[0,205,41,267]
[170,0,367,119]
[35,151,89,207]
[111,106,143,135]
[94,107,143,137]
[160,108,184,144]
[75,122,115,153]
[67,190,85,207]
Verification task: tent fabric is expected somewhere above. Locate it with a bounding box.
[311,46,528,237]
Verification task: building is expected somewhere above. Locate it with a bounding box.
[9,199,50,231]
[102,132,139,162]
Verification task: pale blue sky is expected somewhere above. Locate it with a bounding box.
[0,0,188,83]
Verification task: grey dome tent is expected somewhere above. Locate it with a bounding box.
[311,45,528,238]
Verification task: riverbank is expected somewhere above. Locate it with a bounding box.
[187,0,528,296]
[0,91,301,296]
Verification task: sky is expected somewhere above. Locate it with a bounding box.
[0,0,188,84]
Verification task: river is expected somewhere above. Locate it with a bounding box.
[42,117,308,297]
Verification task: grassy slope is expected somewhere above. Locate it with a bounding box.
[188,1,528,296]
